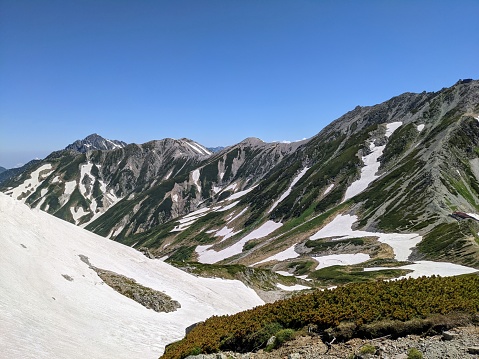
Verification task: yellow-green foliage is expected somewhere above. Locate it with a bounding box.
[161,275,479,359]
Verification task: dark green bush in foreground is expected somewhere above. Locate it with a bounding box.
[161,274,479,359]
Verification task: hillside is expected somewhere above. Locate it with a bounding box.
[161,274,479,359]
[0,194,263,358]
[2,80,479,291]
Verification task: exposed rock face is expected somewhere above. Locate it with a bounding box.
[94,268,181,313]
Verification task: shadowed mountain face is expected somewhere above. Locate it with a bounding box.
[2,80,479,282]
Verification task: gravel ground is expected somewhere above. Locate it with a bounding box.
[187,326,479,359]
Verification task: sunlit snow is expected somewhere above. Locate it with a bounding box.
[196,220,283,264]
[365,261,477,279]
[0,194,263,358]
[276,283,310,291]
[310,214,420,261]
[323,184,334,196]
[417,124,425,132]
[313,253,370,270]
[254,244,299,265]
[343,122,402,202]
[5,163,53,201]
[311,213,478,278]
[268,167,310,213]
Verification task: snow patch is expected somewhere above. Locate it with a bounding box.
[365,261,477,279]
[217,201,239,212]
[64,180,77,196]
[254,245,300,265]
[196,220,283,264]
[417,124,425,132]
[276,283,310,291]
[228,207,248,223]
[313,253,370,270]
[323,184,334,196]
[214,226,240,242]
[191,169,201,195]
[269,167,310,213]
[7,164,53,201]
[275,271,294,276]
[227,186,256,201]
[343,122,402,202]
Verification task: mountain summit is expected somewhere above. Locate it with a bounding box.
[65,133,127,153]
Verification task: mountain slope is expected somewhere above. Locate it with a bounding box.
[0,193,263,358]
[84,137,306,239]
[1,136,211,228]
[2,80,479,289]
[126,80,479,285]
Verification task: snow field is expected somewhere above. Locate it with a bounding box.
[0,194,263,359]
[310,214,421,261]
[310,213,477,278]
[343,122,402,202]
[196,220,283,264]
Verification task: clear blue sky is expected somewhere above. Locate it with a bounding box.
[1,0,478,168]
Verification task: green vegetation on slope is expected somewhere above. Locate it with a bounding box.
[161,274,479,359]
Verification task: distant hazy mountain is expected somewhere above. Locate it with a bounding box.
[0,166,6,174]
[206,146,225,153]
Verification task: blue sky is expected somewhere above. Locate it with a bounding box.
[1,0,478,168]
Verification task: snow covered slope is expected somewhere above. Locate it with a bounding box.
[0,194,263,359]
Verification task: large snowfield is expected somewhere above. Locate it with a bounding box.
[0,194,263,359]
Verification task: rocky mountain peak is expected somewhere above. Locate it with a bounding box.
[65,133,127,153]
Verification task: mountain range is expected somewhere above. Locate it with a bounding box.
[2,79,479,292]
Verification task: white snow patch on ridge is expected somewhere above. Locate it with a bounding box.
[6,164,53,201]
[196,220,283,264]
[343,122,402,202]
[0,194,263,359]
[417,124,425,132]
[191,169,201,195]
[269,167,310,213]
